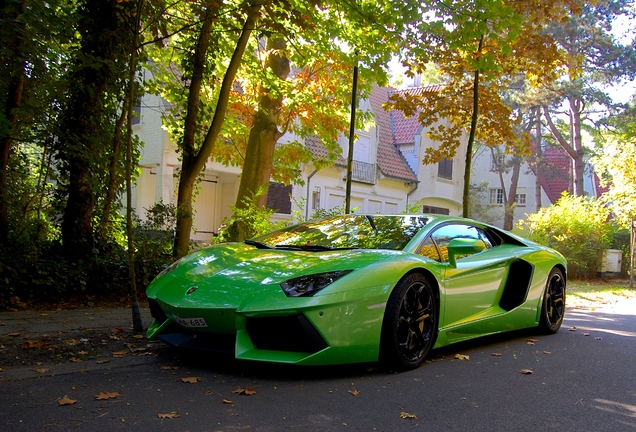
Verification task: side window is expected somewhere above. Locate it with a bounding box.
[418,237,441,262]
[430,224,491,263]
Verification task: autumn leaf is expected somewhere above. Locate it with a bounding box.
[161,365,179,370]
[32,368,50,374]
[519,369,533,375]
[400,412,417,419]
[527,339,538,345]
[96,360,109,364]
[95,391,122,400]
[57,395,78,406]
[133,334,144,339]
[7,332,21,337]
[543,351,552,355]
[222,399,233,404]
[157,411,180,419]
[40,313,49,317]
[454,354,470,360]
[112,350,127,357]
[181,376,201,384]
[232,387,256,396]
[348,390,360,396]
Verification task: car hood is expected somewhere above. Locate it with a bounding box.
[147,243,403,307]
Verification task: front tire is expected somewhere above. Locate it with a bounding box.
[380,273,438,371]
[538,267,566,334]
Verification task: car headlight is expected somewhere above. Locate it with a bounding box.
[280,270,353,297]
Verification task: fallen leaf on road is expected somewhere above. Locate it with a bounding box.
[96,360,109,364]
[95,391,122,400]
[133,334,144,339]
[7,332,21,337]
[222,399,233,404]
[70,357,82,363]
[112,350,127,357]
[32,368,49,374]
[519,369,533,375]
[543,351,552,355]
[454,354,470,360]
[57,395,78,406]
[161,365,178,370]
[181,376,201,384]
[348,390,360,396]
[527,339,538,345]
[157,411,179,419]
[569,326,577,331]
[582,332,590,336]
[232,387,256,396]
[40,313,49,317]
[400,412,417,419]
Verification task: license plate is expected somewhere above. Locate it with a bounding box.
[172,315,207,328]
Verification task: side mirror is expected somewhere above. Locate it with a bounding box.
[447,238,485,267]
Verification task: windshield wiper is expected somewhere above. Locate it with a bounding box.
[244,239,273,249]
[275,244,360,252]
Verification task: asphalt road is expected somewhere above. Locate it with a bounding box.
[1,301,635,432]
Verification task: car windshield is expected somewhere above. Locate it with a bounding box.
[249,215,430,251]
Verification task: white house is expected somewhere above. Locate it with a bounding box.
[132,80,597,240]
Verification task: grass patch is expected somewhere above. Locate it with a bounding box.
[567,279,636,308]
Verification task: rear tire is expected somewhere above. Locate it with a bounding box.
[538,267,566,334]
[380,273,438,371]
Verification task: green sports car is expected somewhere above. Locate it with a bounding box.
[146,214,566,370]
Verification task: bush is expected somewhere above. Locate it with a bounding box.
[516,194,613,279]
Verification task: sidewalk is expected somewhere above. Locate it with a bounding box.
[0,305,153,336]
[0,305,159,382]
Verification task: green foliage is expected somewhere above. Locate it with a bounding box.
[132,203,177,287]
[516,194,613,278]
[468,181,501,225]
[217,188,287,242]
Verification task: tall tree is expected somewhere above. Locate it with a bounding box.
[149,0,418,255]
[55,0,137,257]
[541,0,636,196]
[390,0,574,216]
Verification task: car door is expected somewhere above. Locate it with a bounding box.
[424,223,510,330]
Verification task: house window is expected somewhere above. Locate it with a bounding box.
[516,192,527,206]
[312,190,321,210]
[423,205,450,215]
[490,154,505,171]
[266,183,292,214]
[437,158,453,180]
[489,188,504,205]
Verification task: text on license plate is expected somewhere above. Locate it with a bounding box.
[172,315,207,328]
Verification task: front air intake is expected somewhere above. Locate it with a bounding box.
[246,315,328,353]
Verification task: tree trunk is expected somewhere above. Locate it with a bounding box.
[172,2,260,258]
[231,36,290,241]
[0,0,26,245]
[125,0,145,333]
[569,97,586,196]
[534,107,542,211]
[542,103,586,197]
[463,35,484,218]
[503,157,521,231]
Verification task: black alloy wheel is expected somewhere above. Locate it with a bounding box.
[381,273,437,370]
[539,267,566,334]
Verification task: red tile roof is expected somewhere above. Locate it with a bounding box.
[369,86,418,182]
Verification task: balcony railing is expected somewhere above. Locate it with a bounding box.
[351,160,377,185]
